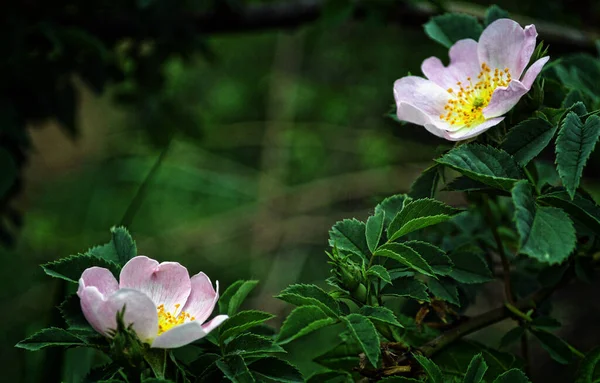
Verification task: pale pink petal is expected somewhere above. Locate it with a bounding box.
[119,256,191,315]
[78,267,118,296]
[444,117,505,141]
[422,39,481,90]
[181,273,218,324]
[78,287,158,343]
[520,56,550,89]
[150,315,228,349]
[397,103,447,138]
[394,76,449,118]
[478,19,536,78]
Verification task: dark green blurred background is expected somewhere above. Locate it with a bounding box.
[2,1,600,382]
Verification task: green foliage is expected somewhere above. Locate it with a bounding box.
[15,327,90,351]
[88,226,137,266]
[367,265,392,284]
[382,277,429,301]
[387,198,460,241]
[59,294,93,331]
[359,306,403,328]
[575,347,600,383]
[409,165,440,199]
[329,219,369,260]
[463,353,488,383]
[248,357,304,382]
[366,211,385,253]
[531,329,574,364]
[405,241,453,276]
[493,369,532,383]
[555,113,600,198]
[342,314,381,367]
[375,194,411,228]
[484,5,509,26]
[219,280,259,316]
[502,117,557,165]
[427,277,459,305]
[512,180,576,264]
[424,13,483,48]
[539,190,600,233]
[414,353,444,383]
[276,284,340,317]
[436,144,523,191]
[216,355,255,383]
[224,333,284,356]
[276,306,337,345]
[219,311,275,342]
[42,254,120,283]
[447,247,493,284]
[375,243,436,276]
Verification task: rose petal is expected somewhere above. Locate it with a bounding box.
[444,117,505,141]
[181,272,218,324]
[478,19,536,78]
[520,56,550,89]
[394,76,449,118]
[482,80,529,119]
[150,315,229,349]
[422,39,481,90]
[78,287,158,342]
[78,267,118,296]
[120,255,191,315]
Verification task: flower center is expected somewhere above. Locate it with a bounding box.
[157,303,195,335]
[440,63,512,128]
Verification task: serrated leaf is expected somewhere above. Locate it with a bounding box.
[15,327,88,350]
[109,226,137,265]
[427,277,459,306]
[382,278,429,302]
[448,247,493,284]
[436,144,523,191]
[219,280,259,316]
[463,353,487,383]
[409,165,440,199]
[329,219,369,260]
[219,311,275,342]
[375,243,435,277]
[367,265,392,284]
[314,340,362,370]
[366,211,385,253]
[484,5,509,26]
[499,327,525,349]
[59,294,92,331]
[307,371,353,383]
[493,369,531,383]
[375,194,411,229]
[359,306,403,328]
[539,190,600,234]
[531,329,573,364]
[249,357,303,382]
[424,13,483,48]
[276,284,340,317]
[216,355,255,383]
[276,305,337,345]
[575,346,600,383]
[42,254,120,283]
[225,333,284,356]
[556,113,600,198]
[512,180,576,264]
[388,198,459,240]
[443,176,492,192]
[342,314,380,368]
[414,354,444,383]
[502,118,557,165]
[404,240,453,276]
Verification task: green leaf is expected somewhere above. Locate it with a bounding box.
[427,277,459,306]
[87,226,137,265]
[413,353,444,383]
[375,194,411,229]
[359,306,403,328]
[443,176,491,192]
[219,280,259,316]
[276,284,340,317]
[225,333,284,356]
[41,254,120,283]
[15,327,88,350]
[424,13,483,48]
[366,211,385,253]
[142,379,175,383]
[448,247,493,284]
[307,371,353,383]
[436,144,523,191]
[531,316,561,331]
[499,327,525,349]
[382,278,429,302]
[375,243,435,277]
[502,118,557,165]
[539,190,600,233]
[409,165,440,199]
[493,369,532,383]
[249,357,303,382]
[59,294,92,331]
[556,113,600,198]
[379,378,421,382]
[219,311,275,342]
[512,180,576,264]
[484,5,509,26]
[575,346,600,383]
[531,329,573,364]
[314,340,361,370]
[276,305,337,345]
[463,353,488,383]
[342,314,380,368]
[367,265,392,284]
[404,240,453,276]
[216,355,255,383]
[329,219,369,260]
[387,198,459,240]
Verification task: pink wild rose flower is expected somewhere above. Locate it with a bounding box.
[77,256,228,348]
[393,18,549,141]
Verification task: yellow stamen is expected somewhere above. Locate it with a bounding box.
[157,304,195,335]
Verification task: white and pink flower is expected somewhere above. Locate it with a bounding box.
[77,256,228,349]
[393,19,549,141]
